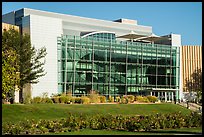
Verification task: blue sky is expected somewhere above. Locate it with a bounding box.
[2,2,202,45]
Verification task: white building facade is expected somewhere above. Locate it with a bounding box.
[2,8,183,101]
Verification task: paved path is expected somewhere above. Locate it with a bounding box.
[178,102,202,113]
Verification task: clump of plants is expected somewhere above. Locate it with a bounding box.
[31,92,53,104]
[120,96,128,104]
[51,96,60,103]
[126,95,135,103]
[2,112,202,135]
[115,96,121,103]
[59,96,67,104]
[146,95,158,103]
[73,97,81,104]
[88,90,100,103]
[108,96,114,103]
[31,96,42,104]
[99,96,106,103]
[135,96,150,103]
[80,96,90,104]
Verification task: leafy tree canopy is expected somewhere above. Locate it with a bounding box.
[185,68,202,101]
[2,28,47,102]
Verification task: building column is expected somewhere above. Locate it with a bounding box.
[165,92,167,102]
[171,92,174,101]
[150,91,152,96]
[168,92,170,101]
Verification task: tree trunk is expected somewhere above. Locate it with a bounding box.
[19,88,23,103]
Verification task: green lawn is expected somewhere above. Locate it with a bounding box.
[2,103,192,124]
[48,127,202,135]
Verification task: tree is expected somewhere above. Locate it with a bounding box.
[2,28,47,103]
[185,68,202,103]
[2,46,19,102]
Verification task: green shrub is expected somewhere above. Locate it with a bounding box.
[185,112,202,127]
[99,96,106,103]
[64,96,72,104]
[120,96,128,104]
[135,96,143,102]
[59,96,67,104]
[32,96,42,104]
[74,97,81,104]
[43,98,53,104]
[51,97,59,103]
[126,117,143,131]
[108,96,114,103]
[143,96,149,103]
[115,96,121,103]
[126,95,135,103]
[143,96,150,103]
[88,90,100,103]
[2,112,202,135]
[71,97,75,104]
[80,96,90,104]
[135,96,150,103]
[147,96,158,103]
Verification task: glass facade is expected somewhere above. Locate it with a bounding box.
[57,33,180,98]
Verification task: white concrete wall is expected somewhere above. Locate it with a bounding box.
[171,33,183,100]
[171,34,181,47]
[29,14,62,97]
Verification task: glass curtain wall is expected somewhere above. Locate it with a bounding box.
[57,33,180,98]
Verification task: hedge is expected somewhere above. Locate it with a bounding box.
[2,112,202,135]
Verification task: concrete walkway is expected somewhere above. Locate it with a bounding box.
[178,102,202,113]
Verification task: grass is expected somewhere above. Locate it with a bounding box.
[2,103,201,135]
[2,103,192,124]
[49,127,202,135]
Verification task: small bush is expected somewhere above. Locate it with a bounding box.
[142,96,150,103]
[71,97,75,103]
[51,97,59,103]
[135,96,143,102]
[108,96,114,103]
[135,96,150,103]
[64,96,73,104]
[120,96,128,104]
[42,98,53,104]
[115,96,120,103]
[99,96,106,103]
[59,96,67,104]
[80,96,90,104]
[147,96,158,103]
[126,95,135,103]
[88,90,100,103]
[32,97,42,104]
[74,97,81,104]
